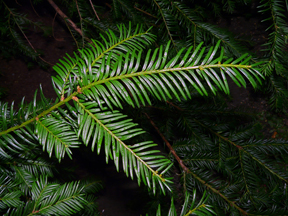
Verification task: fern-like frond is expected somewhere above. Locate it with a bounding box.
[165,1,250,58]
[5,176,89,216]
[143,94,288,214]
[258,0,288,110]
[172,112,288,214]
[0,176,22,210]
[265,74,288,111]
[35,116,81,160]
[74,99,173,194]
[112,0,141,23]
[52,23,155,100]
[13,166,35,195]
[53,38,263,113]
[35,179,85,215]
[151,190,215,216]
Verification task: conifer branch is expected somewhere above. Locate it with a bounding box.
[166,101,288,184]
[145,110,247,214]
[152,0,177,50]
[3,1,53,65]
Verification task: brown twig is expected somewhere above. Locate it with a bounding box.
[75,0,84,47]
[15,0,21,6]
[166,100,184,110]
[144,112,189,172]
[89,0,100,21]
[134,5,157,18]
[105,3,112,9]
[47,0,82,36]
[46,0,92,43]
[17,23,53,65]
[30,0,40,17]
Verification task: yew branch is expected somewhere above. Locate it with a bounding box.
[144,109,248,215]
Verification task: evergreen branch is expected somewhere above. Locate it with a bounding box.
[0,92,77,137]
[160,100,288,214]
[239,150,251,195]
[194,118,288,183]
[76,101,172,193]
[82,18,120,34]
[55,24,154,99]
[77,102,146,165]
[145,111,247,214]
[35,116,81,160]
[153,190,215,216]
[0,191,22,209]
[185,203,208,216]
[0,63,257,136]
[115,0,137,22]
[152,0,177,49]
[28,180,86,215]
[58,53,78,100]
[1,2,287,214]
[3,1,53,66]
[14,166,34,195]
[80,63,254,93]
[259,0,288,90]
[15,167,31,190]
[170,1,248,57]
[1,25,155,135]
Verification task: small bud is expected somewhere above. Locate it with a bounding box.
[72,96,79,102]
[77,86,82,94]
[271,131,277,139]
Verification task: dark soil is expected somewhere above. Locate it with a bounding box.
[0,1,285,215]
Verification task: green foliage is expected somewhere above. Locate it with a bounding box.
[153,98,288,214]
[1,0,288,215]
[1,175,102,215]
[0,1,50,67]
[2,0,288,110]
[0,22,267,214]
[153,190,216,216]
[257,0,288,111]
